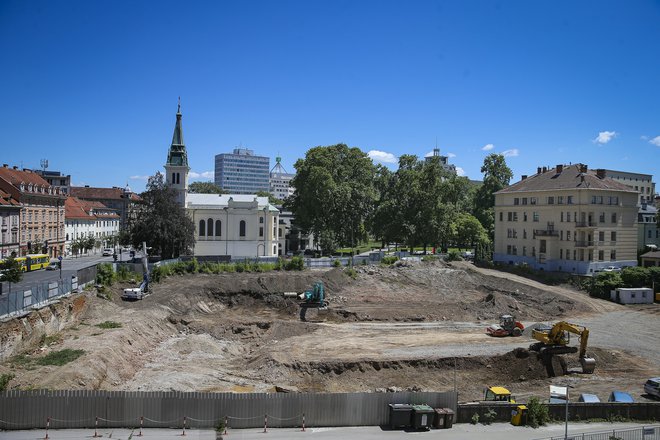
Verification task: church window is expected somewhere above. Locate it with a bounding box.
[240,220,246,237]
[215,220,221,236]
[199,220,205,236]
[172,173,176,184]
[207,218,213,236]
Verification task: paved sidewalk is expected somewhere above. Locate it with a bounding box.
[1,422,652,440]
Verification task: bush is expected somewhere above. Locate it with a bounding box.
[381,256,398,265]
[95,321,122,329]
[285,256,305,271]
[470,413,479,424]
[588,272,623,299]
[526,397,550,428]
[482,408,496,425]
[96,263,115,286]
[422,255,438,262]
[445,250,463,262]
[36,349,85,366]
[333,259,341,267]
[345,268,357,279]
[0,373,15,391]
[151,265,163,283]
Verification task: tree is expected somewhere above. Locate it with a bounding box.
[286,144,377,254]
[452,213,489,248]
[130,172,195,258]
[474,154,513,237]
[0,255,23,293]
[256,191,284,206]
[188,181,225,194]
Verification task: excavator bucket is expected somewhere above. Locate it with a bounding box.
[580,357,596,374]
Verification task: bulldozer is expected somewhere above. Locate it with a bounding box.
[486,314,525,337]
[530,321,596,376]
[297,281,328,321]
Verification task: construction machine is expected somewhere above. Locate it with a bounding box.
[295,281,328,321]
[483,386,516,403]
[530,321,596,375]
[486,314,525,337]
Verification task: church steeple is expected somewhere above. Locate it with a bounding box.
[166,97,189,168]
[164,98,190,207]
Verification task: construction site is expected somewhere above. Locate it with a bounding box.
[0,260,658,404]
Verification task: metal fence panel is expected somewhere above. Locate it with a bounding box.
[0,390,457,430]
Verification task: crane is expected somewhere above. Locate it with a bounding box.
[530,321,596,375]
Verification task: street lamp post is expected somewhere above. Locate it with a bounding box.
[564,383,574,440]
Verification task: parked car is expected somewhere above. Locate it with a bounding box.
[602,266,621,272]
[608,391,634,403]
[102,248,114,256]
[46,261,60,271]
[644,378,660,399]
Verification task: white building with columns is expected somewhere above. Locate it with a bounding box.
[163,103,280,258]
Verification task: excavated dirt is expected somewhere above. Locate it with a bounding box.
[0,260,657,402]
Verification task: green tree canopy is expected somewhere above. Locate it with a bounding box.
[188,181,225,194]
[452,212,489,248]
[130,172,195,258]
[286,144,377,253]
[0,255,23,293]
[474,154,513,236]
[256,191,284,206]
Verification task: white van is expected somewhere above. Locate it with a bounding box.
[644,378,660,399]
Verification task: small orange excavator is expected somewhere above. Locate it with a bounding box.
[486,314,525,337]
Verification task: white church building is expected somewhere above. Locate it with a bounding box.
[164,103,281,258]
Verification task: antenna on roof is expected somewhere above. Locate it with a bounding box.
[40,159,49,172]
[177,96,181,113]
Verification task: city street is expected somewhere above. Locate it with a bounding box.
[0,249,134,295]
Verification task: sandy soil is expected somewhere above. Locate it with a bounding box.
[0,260,657,403]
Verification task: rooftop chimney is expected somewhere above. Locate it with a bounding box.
[542,166,547,173]
[521,175,528,180]
[596,169,606,179]
[556,164,563,173]
[579,164,588,173]
[2,164,7,168]
[13,166,18,170]
[537,167,542,174]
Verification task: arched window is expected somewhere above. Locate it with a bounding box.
[207,218,214,236]
[239,220,246,237]
[215,220,222,236]
[199,220,205,236]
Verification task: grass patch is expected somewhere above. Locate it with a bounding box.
[95,321,122,329]
[36,349,85,366]
[11,354,33,367]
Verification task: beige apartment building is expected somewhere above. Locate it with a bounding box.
[0,165,67,257]
[494,164,639,275]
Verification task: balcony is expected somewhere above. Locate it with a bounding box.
[533,229,559,237]
[575,221,597,228]
[575,240,595,248]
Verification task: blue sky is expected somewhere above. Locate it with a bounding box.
[1,0,659,190]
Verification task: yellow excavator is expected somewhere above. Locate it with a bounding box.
[530,321,596,375]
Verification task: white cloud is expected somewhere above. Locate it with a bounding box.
[481,144,495,151]
[189,171,214,180]
[368,150,397,164]
[649,136,660,147]
[640,135,649,141]
[129,175,149,180]
[593,131,617,144]
[502,149,519,157]
[455,167,466,176]
[447,152,456,158]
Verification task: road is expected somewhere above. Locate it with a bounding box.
[0,422,655,440]
[0,249,136,294]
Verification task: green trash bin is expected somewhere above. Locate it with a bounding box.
[389,404,413,429]
[411,405,435,430]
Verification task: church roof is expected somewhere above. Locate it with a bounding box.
[166,100,189,168]
[186,194,279,212]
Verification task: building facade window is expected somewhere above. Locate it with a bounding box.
[610,250,616,261]
[199,220,205,236]
[215,220,221,236]
[239,220,246,237]
[611,213,617,223]
[611,231,617,242]
[259,227,264,237]
[207,218,214,236]
[533,212,539,222]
